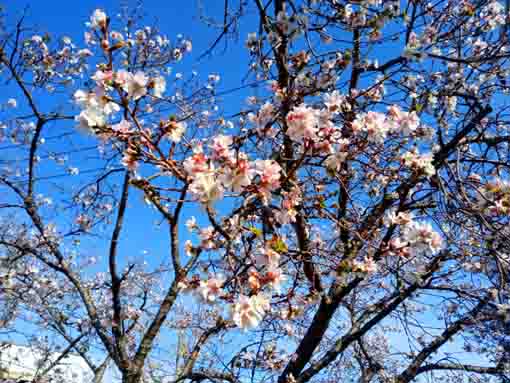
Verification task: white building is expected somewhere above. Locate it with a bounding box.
[0,343,92,382]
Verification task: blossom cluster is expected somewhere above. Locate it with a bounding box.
[385,212,443,257]
[183,139,282,206]
[478,177,510,216]
[352,105,420,142]
[73,68,167,132]
[181,219,289,330]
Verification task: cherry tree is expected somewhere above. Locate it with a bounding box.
[0,1,509,383]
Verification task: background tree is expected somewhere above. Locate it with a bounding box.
[0,1,509,383]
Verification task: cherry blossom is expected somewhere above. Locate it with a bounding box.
[1,3,509,383]
[286,104,319,142]
[197,276,225,303]
[254,160,282,203]
[401,150,435,177]
[402,221,443,255]
[6,98,17,108]
[126,71,149,100]
[323,91,349,114]
[152,76,166,98]
[165,120,186,142]
[232,294,270,330]
[90,9,107,29]
[190,173,224,205]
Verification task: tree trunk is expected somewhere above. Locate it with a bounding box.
[122,372,142,383]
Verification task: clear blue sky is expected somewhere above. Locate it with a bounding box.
[0,0,260,381]
[2,0,254,93]
[0,1,495,382]
[1,0,257,264]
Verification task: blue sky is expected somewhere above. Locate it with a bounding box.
[0,0,259,380]
[0,1,498,381]
[0,0,258,266]
[2,0,255,100]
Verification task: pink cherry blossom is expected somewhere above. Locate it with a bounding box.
[232,294,270,330]
[197,276,225,303]
[286,104,318,142]
[90,9,107,29]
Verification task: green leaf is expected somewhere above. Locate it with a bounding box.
[272,238,288,253]
[248,226,262,237]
